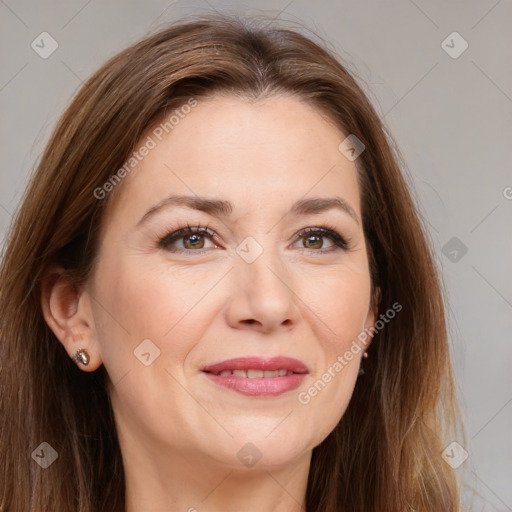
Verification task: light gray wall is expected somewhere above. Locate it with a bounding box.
[1,1,511,509]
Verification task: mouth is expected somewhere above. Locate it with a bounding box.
[207,368,297,378]
[201,357,309,396]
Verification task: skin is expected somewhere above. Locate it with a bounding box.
[42,94,378,512]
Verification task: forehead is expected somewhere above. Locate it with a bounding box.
[102,93,361,227]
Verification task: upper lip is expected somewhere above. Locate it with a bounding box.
[202,356,309,374]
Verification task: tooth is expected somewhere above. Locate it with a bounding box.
[263,370,279,378]
[219,370,232,376]
[286,370,294,376]
[278,369,287,377]
[247,369,264,378]
[233,369,247,377]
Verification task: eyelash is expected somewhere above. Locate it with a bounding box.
[157,222,351,255]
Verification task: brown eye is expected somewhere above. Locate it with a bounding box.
[293,227,349,253]
[302,233,328,250]
[182,233,205,250]
[159,225,218,253]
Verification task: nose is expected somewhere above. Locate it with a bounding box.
[225,245,302,334]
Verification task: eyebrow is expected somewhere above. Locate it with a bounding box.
[137,194,360,226]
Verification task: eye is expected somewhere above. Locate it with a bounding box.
[292,226,349,253]
[158,223,350,255]
[158,224,219,253]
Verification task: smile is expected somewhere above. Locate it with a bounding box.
[201,356,309,396]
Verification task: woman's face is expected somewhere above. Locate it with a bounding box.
[86,93,376,469]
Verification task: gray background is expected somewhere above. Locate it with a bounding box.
[1,1,511,510]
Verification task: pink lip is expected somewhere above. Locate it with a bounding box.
[201,357,309,397]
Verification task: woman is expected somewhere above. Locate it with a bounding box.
[0,14,464,511]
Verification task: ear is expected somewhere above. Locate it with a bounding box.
[40,268,102,371]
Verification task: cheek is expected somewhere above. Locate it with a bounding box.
[296,271,370,442]
[297,262,371,419]
[309,265,372,347]
[90,254,218,371]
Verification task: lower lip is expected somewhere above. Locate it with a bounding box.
[203,372,307,396]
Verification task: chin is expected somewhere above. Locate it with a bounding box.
[208,429,313,470]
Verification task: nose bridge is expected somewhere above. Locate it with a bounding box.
[235,233,287,287]
[245,248,281,286]
[231,234,299,329]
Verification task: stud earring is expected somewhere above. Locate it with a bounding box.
[73,348,90,366]
[358,351,368,377]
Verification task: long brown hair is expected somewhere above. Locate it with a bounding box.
[0,14,464,511]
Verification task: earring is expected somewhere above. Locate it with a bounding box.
[358,351,368,377]
[73,348,90,366]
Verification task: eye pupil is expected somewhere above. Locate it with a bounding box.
[184,234,205,249]
[304,234,323,249]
